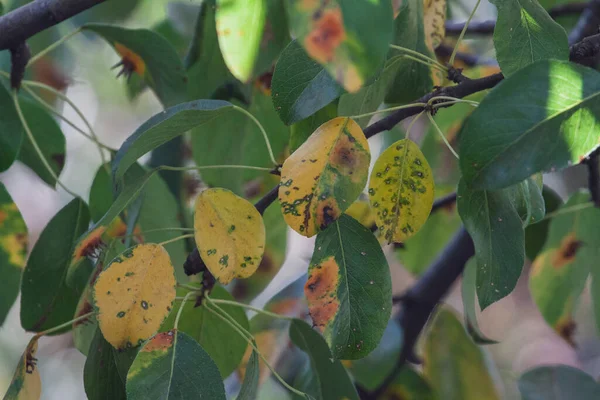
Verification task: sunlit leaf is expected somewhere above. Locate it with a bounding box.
[380,367,435,400]
[279,117,370,237]
[369,139,434,243]
[306,214,391,359]
[424,308,500,400]
[0,83,22,173]
[126,329,226,399]
[0,183,27,326]
[253,0,291,75]
[3,336,41,400]
[461,258,498,344]
[20,198,91,333]
[194,188,266,284]
[460,60,600,190]
[519,365,600,399]
[94,244,176,349]
[215,0,266,82]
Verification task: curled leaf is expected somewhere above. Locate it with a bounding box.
[3,336,41,400]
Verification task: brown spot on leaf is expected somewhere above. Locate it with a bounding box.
[316,198,340,231]
[0,210,6,225]
[142,330,175,352]
[304,8,346,64]
[52,153,65,170]
[305,256,340,331]
[72,226,106,262]
[556,316,577,347]
[552,233,583,269]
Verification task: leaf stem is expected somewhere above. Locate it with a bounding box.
[426,112,460,159]
[27,27,82,67]
[232,105,278,166]
[350,102,427,121]
[174,291,195,329]
[34,311,94,338]
[389,44,447,70]
[177,283,202,291]
[405,110,425,141]
[12,90,79,197]
[449,0,482,65]
[158,234,195,246]
[398,54,448,73]
[159,164,273,172]
[542,202,595,221]
[209,299,294,320]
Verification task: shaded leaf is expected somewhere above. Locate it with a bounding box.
[461,258,498,344]
[89,164,114,223]
[94,244,176,349]
[20,198,90,332]
[194,188,266,284]
[306,214,391,360]
[289,101,338,153]
[253,0,292,75]
[379,367,435,400]
[424,308,500,400]
[525,186,563,260]
[73,262,103,356]
[0,83,23,173]
[0,183,27,326]
[237,351,259,400]
[279,117,370,237]
[272,40,343,125]
[518,365,600,400]
[369,139,435,244]
[2,336,41,400]
[460,60,600,190]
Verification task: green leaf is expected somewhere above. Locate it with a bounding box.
[461,258,498,344]
[457,179,525,310]
[289,101,338,153]
[0,183,27,327]
[306,214,391,359]
[525,186,563,260]
[160,286,249,378]
[126,329,226,400]
[347,320,402,391]
[237,351,259,400]
[289,319,360,400]
[530,191,600,335]
[460,60,600,190]
[84,328,138,400]
[424,308,500,400]
[490,0,568,76]
[285,0,393,92]
[253,0,292,76]
[82,23,187,107]
[215,0,266,82]
[113,99,233,182]
[272,40,344,125]
[518,365,600,399]
[89,164,114,223]
[20,198,91,332]
[379,367,435,400]
[509,176,546,227]
[16,98,66,187]
[0,83,23,173]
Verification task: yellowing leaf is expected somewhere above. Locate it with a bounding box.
[369,139,434,243]
[3,336,41,400]
[93,244,176,349]
[279,117,370,237]
[423,0,446,51]
[194,188,266,284]
[345,198,376,229]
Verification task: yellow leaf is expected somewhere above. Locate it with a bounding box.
[94,244,176,349]
[345,198,376,229]
[423,0,446,51]
[194,188,266,285]
[279,117,370,237]
[369,139,434,243]
[3,337,41,400]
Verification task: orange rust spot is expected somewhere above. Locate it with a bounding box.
[556,316,576,347]
[552,233,583,269]
[74,300,94,327]
[305,256,340,331]
[73,226,106,262]
[142,330,175,352]
[114,43,146,76]
[0,210,7,225]
[315,198,340,231]
[304,8,346,64]
[330,135,359,173]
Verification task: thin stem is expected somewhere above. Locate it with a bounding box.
[210,299,294,320]
[399,54,448,73]
[175,296,197,301]
[34,311,94,338]
[389,44,447,70]
[174,291,195,329]
[427,112,460,159]
[232,105,278,166]
[542,202,594,221]
[450,0,483,65]
[159,234,195,246]
[405,110,425,140]
[159,164,272,172]
[350,102,427,120]
[177,283,202,291]
[13,90,79,197]
[27,27,82,67]
[428,95,480,107]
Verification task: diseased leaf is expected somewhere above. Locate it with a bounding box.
[215,0,266,82]
[194,188,266,284]
[94,244,176,349]
[344,197,376,229]
[306,214,392,360]
[518,365,600,400]
[160,285,249,378]
[380,367,435,400]
[0,183,27,327]
[490,0,568,76]
[279,117,370,237]
[286,0,393,92]
[0,83,23,173]
[272,40,343,125]
[20,198,91,333]
[460,60,600,190]
[369,139,434,244]
[424,308,500,400]
[289,319,360,400]
[83,24,187,107]
[3,337,41,400]
[126,329,226,400]
[237,351,259,400]
[423,0,446,51]
[461,258,498,344]
[457,179,525,310]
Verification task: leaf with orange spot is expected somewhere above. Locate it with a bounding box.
[423,0,446,52]
[279,117,370,237]
[0,183,27,327]
[3,336,41,400]
[306,214,391,360]
[126,329,226,400]
[369,139,435,244]
[286,0,393,92]
[94,243,176,349]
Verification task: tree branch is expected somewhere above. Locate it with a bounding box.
[568,0,600,45]
[585,150,600,207]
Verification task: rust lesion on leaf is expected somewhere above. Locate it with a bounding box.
[305,256,340,332]
[142,330,175,352]
[315,198,340,231]
[552,233,583,269]
[555,315,577,347]
[304,8,346,64]
[72,226,106,262]
[113,42,146,78]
